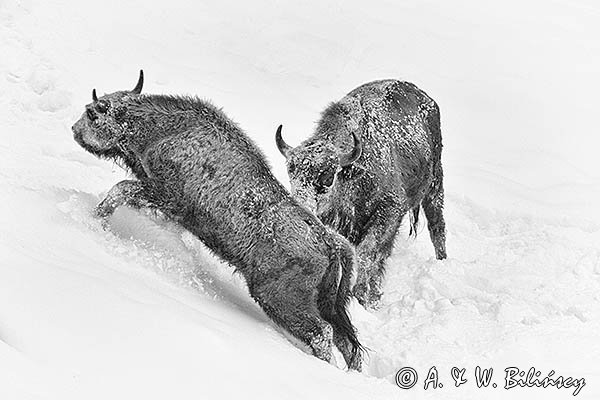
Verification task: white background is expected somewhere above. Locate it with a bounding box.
[1,0,599,399]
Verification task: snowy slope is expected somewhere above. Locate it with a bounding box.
[1,0,600,399]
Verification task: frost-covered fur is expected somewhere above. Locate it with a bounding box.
[277,80,446,308]
[71,72,363,370]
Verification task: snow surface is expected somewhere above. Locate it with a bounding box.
[1,0,600,399]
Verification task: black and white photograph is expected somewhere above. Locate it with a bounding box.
[1,0,598,398]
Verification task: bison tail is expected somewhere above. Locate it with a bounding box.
[318,238,364,370]
[409,204,421,237]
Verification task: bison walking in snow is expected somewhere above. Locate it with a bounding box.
[71,71,363,370]
[275,79,447,308]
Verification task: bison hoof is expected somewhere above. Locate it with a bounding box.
[347,351,363,372]
[353,283,382,310]
[94,197,116,218]
[310,325,333,363]
[94,207,112,220]
[364,297,382,310]
[352,283,369,308]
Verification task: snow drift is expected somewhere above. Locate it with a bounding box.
[1,0,599,399]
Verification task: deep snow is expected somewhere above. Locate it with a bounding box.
[1,0,600,399]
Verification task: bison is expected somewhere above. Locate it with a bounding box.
[71,71,363,370]
[275,79,447,308]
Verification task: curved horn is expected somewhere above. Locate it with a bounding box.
[275,124,291,158]
[131,69,144,94]
[339,131,363,167]
[92,89,98,102]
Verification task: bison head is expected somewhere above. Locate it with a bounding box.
[275,125,362,214]
[72,70,144,156]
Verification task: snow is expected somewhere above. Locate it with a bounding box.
[1,0,600,399]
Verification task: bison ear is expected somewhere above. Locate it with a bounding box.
[275,124,291,158]
[131,69,144,94]
[339,131,363,167]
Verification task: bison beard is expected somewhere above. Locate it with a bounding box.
[71,71,363,370]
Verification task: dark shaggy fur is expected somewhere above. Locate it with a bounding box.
[277,80,447,308]
[71,73,363,370]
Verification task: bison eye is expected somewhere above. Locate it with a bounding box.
[316,170,335,190]
[95,100,110,114]
[86,106,96,120]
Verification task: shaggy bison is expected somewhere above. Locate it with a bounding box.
[275,79,446,308]
[71,71,363,370]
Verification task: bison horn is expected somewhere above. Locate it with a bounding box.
[339,131,363,167]
[131,69,144,94]
[92,89,98,102]
[275,125,291,158]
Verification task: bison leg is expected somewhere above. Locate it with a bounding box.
[423,102,447,260]
[332,330,362,371]
[95,180,157,219]
[257,296,334,364]
[353,206,402,308]
[422,168,447,259]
